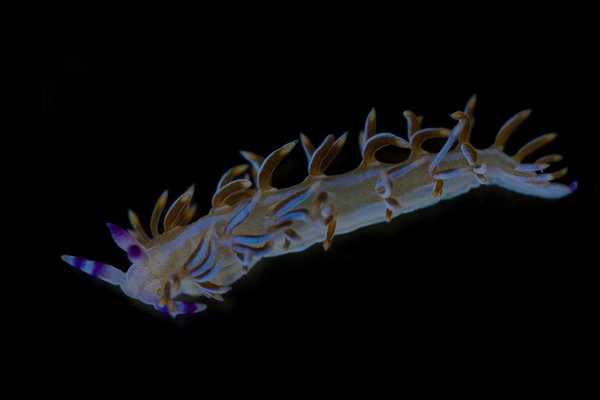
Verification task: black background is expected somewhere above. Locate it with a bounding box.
[39,18,596,397]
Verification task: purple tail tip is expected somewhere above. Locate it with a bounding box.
[568,181,578,193]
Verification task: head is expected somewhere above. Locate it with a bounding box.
[61,222,236,317]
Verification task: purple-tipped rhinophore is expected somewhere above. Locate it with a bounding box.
[107,222,137,251]
[108,222,149,263]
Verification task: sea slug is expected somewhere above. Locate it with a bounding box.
[62,96,576,317]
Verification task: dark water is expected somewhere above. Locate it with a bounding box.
[38,44,596,396]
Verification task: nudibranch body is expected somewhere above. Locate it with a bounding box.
[62,96,576,317]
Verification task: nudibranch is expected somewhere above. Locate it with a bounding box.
[62,96,576,317]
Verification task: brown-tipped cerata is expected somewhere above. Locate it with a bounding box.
[62,96,576,317]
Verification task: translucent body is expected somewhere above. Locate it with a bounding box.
[62,98,575,317]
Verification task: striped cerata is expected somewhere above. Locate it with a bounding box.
[62,96,576,317]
